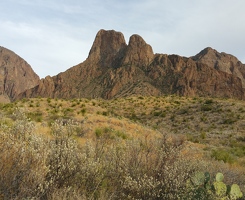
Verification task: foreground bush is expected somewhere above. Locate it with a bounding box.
[0,109,244,199]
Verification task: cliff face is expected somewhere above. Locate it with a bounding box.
[192,47,245,88]
[0,47,39,102]
[16,29,245,100]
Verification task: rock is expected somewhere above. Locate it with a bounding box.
[192,47,245,87]
[0,46,39,101]
[16,30,245,100]
[88,29,127,67]
[122,34,154,67]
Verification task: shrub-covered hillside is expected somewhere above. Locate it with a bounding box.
[0,96,244,199]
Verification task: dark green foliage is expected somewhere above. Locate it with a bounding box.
[201,104,212,111]
[80,108,86,115]
[27,111,43,122]
[205,99,214,104]
[211,149,235,164]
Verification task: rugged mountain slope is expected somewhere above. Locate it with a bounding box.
[0,47,39,102]
[17,29,245,100]
[192,47,245,87]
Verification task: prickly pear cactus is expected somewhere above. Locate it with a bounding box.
[204,172,210,184]
[191,172,205,186]
[213,181,227,197]
[216,172,224,182]
[229,184,243,200]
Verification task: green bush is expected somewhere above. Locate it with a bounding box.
[201,104,212,111]
[205,99,214,104]
[211,149,235,164]
[27,111,43,122]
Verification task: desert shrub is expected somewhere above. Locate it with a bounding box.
[80,108,86,115]
[201,104,212,111]
[153,110,162,116]
[27,110,43,122]
[44,119,83,196]
[200,132,206,140]
[222,117,237,124]
[211,149,235,164]
[115,130,128,139]
[0,109,49,199]
[205,99,214,104]
[178,108,188,115]
[94,127,116,140]
[0,108,244,199]
[102,111,108,116]
[111,136,200,199]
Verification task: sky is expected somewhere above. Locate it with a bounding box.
[1,0,245,78]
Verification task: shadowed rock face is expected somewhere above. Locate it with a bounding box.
[88,29,127,67]
[0,47,39,102]
[16,29,245,100]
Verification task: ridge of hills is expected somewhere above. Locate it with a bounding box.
[5,29,244,101]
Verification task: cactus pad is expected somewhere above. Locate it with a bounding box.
[191,172,205,186]
[216,172,224,182]
[213,181,227,197]
[230,184,243,199]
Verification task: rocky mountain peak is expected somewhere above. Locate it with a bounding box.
[192,47,219,64]
[0,46,39,102]
[122,34,154,66]
[88,29,127,66]
[192,47,245,87]
[15,30,245,101]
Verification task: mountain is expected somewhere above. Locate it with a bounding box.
[0,46,40,102]
[16,29,245,100]
[192,47,245,88]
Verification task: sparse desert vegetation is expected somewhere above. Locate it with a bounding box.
[0,96,245,199]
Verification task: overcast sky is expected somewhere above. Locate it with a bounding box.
[1,0,245,78]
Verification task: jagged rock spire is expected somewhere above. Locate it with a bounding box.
[88,29,127,66]
[122,34,154,66]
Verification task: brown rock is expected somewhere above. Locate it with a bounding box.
[16,30,245,100]
[88,29,127,68]
[0,46,39,101]
[122,34,154,67]
[192,47,245,87]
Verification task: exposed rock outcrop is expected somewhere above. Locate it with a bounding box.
[0,47,39,102]
[122,34,154,67]
[88,29,127,68]
[16,29,245,100]
[192,47,245,87]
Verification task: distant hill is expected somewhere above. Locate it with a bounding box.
[0,46,39,102]
[8,29,245,100]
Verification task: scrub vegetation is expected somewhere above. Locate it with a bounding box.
[0,96,244,199]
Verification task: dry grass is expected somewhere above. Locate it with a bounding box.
[1,96,245,199]
[1,95,245,167]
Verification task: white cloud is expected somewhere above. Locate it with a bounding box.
[1,19,92,78]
